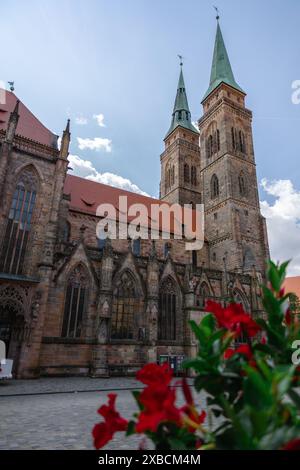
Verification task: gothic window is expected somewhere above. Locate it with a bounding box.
[207,134,213,159]
[132,238,141,256]
[158,277,177,340]
[0,169,38,275]
[178,111,182,120]
[216,129,220,151]
[184,164,190,183]
[196,282,210,308]
[211,174,219,199]
[171,165,175,185]
[61,265,88,338]
[111,271,138,339]
[238,172,246,196]
[231,127,236,150]
[191,166,197,186]
[239,130,246,153]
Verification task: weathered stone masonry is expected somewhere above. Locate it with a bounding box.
[0,21,269,378]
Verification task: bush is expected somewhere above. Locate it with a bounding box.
[93,261,300,450]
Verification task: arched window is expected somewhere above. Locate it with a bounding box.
[238,172,246,196]
[191,166,197,186]
[231,127,236,150]
[211,174,219,199]
[184,163,190,183]
[0,169,38,275]
[207,135,213,159]
[111,271,138,339]
[158,277,177,340]
[132,238,141,256]
[61,265,88,338]
[171,166,175,185]
[216,129,220,151]
[196,282,210,308]
[239,130,246,153]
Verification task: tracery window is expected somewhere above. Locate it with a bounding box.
[184,163,190,183]
[158,277,177,340]
[196,282,210,308]
[61,265,88,338]
[0,169,38,275]
[111,271,138,339]
[238,172,246,196]
[211,174,219,199]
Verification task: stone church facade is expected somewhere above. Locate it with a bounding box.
[0,21,269,378]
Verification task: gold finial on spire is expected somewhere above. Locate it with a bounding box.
[213,5,220,21]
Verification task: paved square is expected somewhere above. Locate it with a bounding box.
[0,378,206,450]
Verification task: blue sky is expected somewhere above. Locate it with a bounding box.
[1,0,300,273]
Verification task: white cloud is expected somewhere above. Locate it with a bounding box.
[77,137,112,152]
[75,116,88,125]
[260,178,300,276]
[68,154,150,196]
[93,113,106,127]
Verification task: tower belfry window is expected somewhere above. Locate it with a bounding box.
[211,174,219,199]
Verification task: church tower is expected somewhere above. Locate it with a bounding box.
[198,19,269,275]
[160,63,201,206]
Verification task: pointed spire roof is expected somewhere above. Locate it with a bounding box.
[202,21,244,102]
[165,65,199,139]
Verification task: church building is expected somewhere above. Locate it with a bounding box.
[0,21,269,378]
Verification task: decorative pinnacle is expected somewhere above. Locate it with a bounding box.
[213,5,220,21]
[177,54,183,67]
[8,81,14,92]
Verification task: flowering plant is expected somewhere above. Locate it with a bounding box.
[93,261,300,450]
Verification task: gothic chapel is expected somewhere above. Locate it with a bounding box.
[0,20,269,377]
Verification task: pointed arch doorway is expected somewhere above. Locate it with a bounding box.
[0,300,26,375]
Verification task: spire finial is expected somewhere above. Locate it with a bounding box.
[213,5,220,21]
[177,54,183,67]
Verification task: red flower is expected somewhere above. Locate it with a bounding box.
[136,385,181,433]
[136,362,172,387]
[285,308,292,325]
[92,393,128,449]
[180,378,206,433]
[224,344,253,361]
[282,438,300,450]
[135,363,182,433]
[206,300,260,338]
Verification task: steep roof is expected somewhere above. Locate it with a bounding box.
[64,174,200,238]
[0,88,58,147]
[202,22,244,102]
[165,66,199,139]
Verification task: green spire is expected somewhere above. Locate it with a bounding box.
[202,21,244,102]
[165,65,199,139]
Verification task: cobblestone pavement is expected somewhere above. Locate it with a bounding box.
[0,376,143,396]
[0,378,207,450]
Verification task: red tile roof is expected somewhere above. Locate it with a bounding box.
[283,276,300,299]
[64,174,201,238]
[0,88,58,147]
